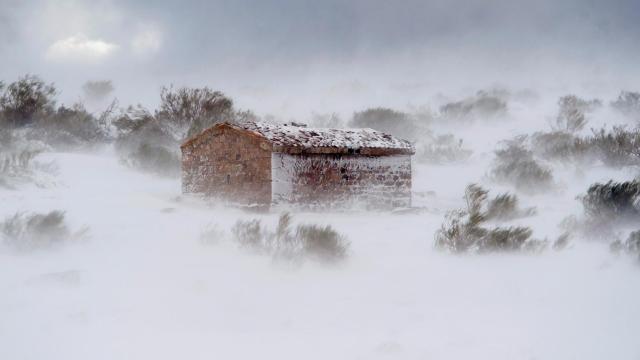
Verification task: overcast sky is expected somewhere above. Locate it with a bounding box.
[1,0,639,117]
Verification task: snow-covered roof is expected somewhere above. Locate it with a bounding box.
[226,121,415,155]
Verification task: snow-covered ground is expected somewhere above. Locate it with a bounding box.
[1,149,639,360]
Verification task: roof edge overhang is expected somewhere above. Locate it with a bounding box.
[272,145,415,156]
[180,122,270,149]
[181,121,416,156]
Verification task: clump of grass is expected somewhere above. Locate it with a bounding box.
[231,213,349,264]
[0,211,87,251]
[490,139,554,194]
[434,184,544,254]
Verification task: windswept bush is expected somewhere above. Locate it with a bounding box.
[490,139,554,193]
[0,131,56,189]
[485,193,537,221]
[439,90,507,124]
[434,184,543,254]
[610,230,640,261]
[27,103,108,149]
[157,85,235,139]
[120,143,181,177]
[581,179,640,222]
[415,133,472,164]
[553,95,601,133]
[611,91,640,120]
[587,127,640,167]
[349,107,419,140]
[231,213,349,264]
[0,211,86,251]
[532,127,640,167]
[0,75,56,127]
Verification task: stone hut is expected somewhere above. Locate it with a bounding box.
[180,121,415,209]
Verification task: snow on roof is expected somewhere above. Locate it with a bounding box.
[231,121,415,155]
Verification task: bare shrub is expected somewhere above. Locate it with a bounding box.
[349,107,418,140]
[531,131,585,163]
[490,139,554,193]
[553,95,601,133]
[231,219,265,251]
[0,211,86,251]
[230,213,349,263]
[0,75,56,127]
[485,193,536,221]
[29,103,107,149]
[611,91,640,120]
[532,127,640,167]
[157,85,235,139]
[610,231,640,261]
[0,145,57,189]
[587,127,640,167]
[434,184,544,254]
[294,224,348,262]
[120,143,180,177]
[416,133,472,164]
[439,90,507,124]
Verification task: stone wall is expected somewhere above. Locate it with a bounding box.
[181,126,273,205]
[272,153,412,209]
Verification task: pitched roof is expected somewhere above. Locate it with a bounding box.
[182,121,415,155]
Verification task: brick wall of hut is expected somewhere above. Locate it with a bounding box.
[271,153,412,209]
[181,126,273,205]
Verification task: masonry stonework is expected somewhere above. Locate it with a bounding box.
[181,126,273,205]
[271,153,412,209]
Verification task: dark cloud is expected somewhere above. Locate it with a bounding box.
[0,0,639,115]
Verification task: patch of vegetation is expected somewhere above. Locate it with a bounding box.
[349,107,420,140]
[532,127,640,167]
[490,139,554,194]
[120,143,181,177]
[0,75,56,127]
[581,179,640,222]
[434,184,544,254]
[0,211,87,251]
[157,85,236,139]
[439,90,507,124]
[553,95,601,133]
[485,193,537,221]
[610,230,640,261]
[415,133,472,164]
[231,213,349,264]
[611,91,640,120]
